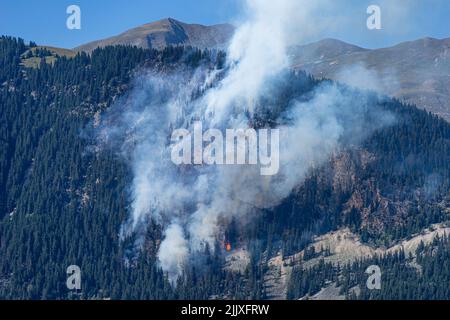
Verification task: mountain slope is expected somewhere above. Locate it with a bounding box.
[75,18,235,52]
[290,37,450,121]
[1,36,450,300]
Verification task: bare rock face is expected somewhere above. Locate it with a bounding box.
[75,18,235,52]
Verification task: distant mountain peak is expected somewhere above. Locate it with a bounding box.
[139,17,182,29]
[75,18,235,52]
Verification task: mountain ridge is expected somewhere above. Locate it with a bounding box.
[74,18,235,52]
[290,36,450,121]
[34,18,450,122]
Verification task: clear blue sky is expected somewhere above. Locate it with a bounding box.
[0,0,449,49]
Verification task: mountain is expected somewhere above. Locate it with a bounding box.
[1,36,450,300]
[290,37,450,121]
[75,18,235,52]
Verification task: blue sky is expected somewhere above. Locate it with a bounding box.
[0,0,449,49]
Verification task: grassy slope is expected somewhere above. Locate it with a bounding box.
[21,45,76,68]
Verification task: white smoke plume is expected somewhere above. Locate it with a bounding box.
[158,223,189,281]
[96,0,394,283]
[335,63,400,97]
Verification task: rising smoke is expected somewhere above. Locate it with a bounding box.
[96,0,394,283]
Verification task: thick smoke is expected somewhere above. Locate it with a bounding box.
[335,63,400,95]
[158,223,189,279]
[96,0,394,283]
[204,0,332,123]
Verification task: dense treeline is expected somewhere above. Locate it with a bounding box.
[0,35,449,299]
[0,36,263,299]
